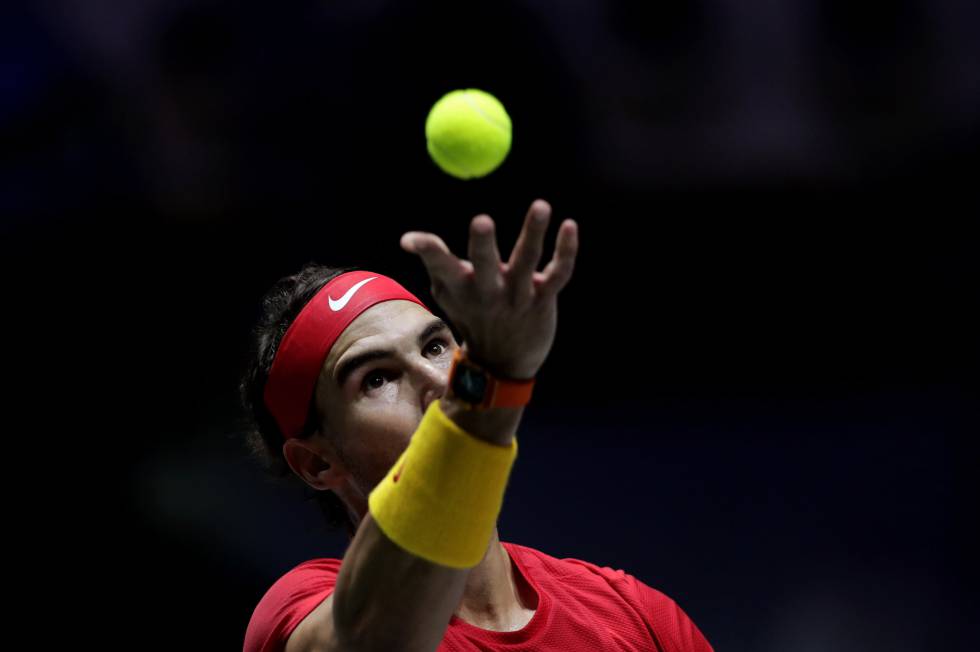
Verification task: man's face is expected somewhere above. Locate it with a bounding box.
[295,300,458,516]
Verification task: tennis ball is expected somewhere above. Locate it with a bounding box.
[425,89,512,180]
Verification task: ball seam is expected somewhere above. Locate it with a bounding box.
[461,92,511,135]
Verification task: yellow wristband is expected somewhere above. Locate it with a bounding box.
[367,398,518,569]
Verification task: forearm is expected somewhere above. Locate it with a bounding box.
[331,512,469,651]
[330,397,523,652]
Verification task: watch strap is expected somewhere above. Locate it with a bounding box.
[450,346,535,409]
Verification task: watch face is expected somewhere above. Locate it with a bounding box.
[453,364,487,403]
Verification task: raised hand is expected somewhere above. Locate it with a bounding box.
[400,199,579,379]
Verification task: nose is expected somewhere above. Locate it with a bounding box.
[418,357,450,413]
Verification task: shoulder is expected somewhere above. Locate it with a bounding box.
[502,542,714,652]
[503,541,635,588]
[628,579,714,652]
[503,540,640,605]
[243,558,343,652]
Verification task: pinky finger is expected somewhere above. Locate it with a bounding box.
[536,219,579,296]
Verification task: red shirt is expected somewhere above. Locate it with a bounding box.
[244,541,714,652]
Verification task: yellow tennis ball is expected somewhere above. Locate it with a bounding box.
[425,89,512,180]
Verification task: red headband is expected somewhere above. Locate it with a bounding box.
[264,270,431,440]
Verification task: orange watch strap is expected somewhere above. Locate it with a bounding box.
[452,346,536,409]
[485,375,535,408]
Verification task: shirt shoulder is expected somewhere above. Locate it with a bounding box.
[628,578,714,652]
[503,541,638,593]
[243,558,343,652]
[502,542,713,652]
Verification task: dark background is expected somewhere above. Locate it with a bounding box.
[4,1,977,650]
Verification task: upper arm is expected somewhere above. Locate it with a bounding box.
[284,592,339,652]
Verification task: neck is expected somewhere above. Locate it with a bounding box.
[454,529,535,632]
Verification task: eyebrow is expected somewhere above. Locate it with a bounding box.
[335,318,452,388]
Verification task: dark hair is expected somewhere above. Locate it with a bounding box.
[239,262,361,539]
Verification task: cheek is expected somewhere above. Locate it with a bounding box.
[344,405,423,485]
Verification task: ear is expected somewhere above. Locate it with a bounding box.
[282,433,350,491]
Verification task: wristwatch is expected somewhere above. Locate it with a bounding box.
[445,345,536,410]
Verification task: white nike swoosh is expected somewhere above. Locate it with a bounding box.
[328,277,378,311]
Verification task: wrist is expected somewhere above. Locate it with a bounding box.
[438,396,520,447]
[460,342,538,381]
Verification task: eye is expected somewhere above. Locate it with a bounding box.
[426,338,450,356]
[360,340,451,393]
[361,369,392,392]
